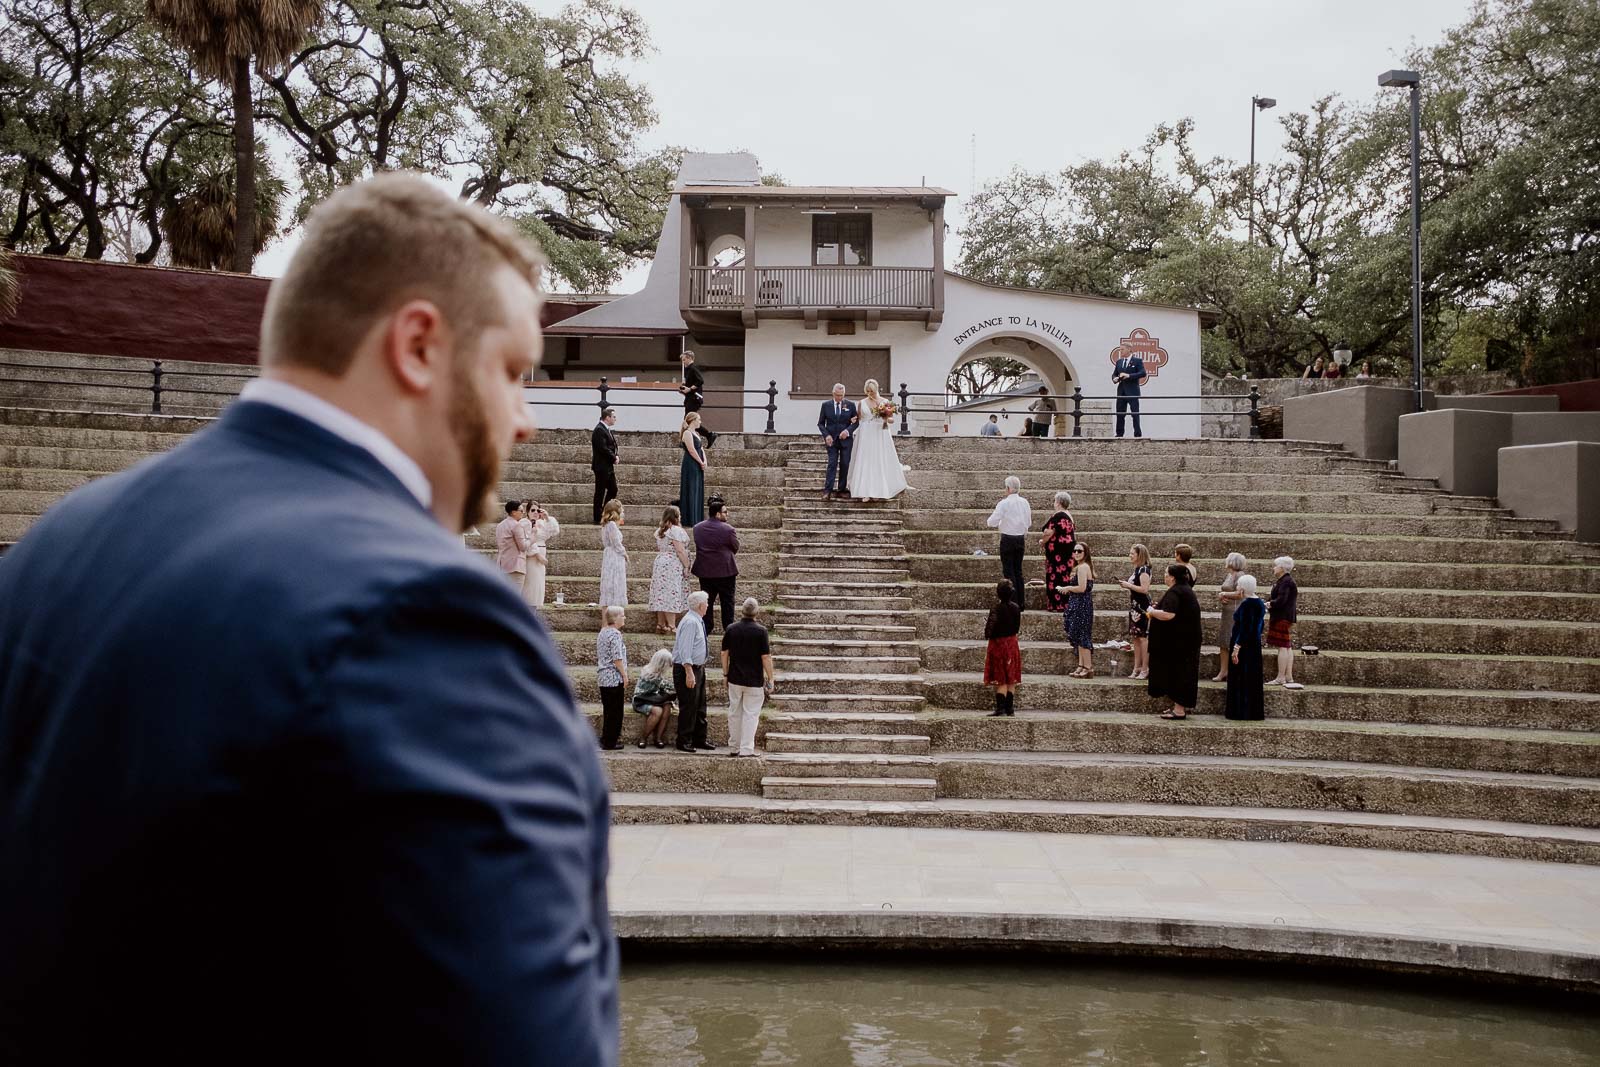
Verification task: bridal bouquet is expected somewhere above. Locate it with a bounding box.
[874,400,897,426]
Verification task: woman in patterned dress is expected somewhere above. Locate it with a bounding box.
[1117,543,1153,679]
[1039,491,1077,613]
[1057,543,1096,678]
[648,505,691,633]
[597,498,627,624]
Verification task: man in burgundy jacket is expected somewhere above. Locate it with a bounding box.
[691,497,739,633]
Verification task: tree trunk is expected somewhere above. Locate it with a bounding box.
[231,55,256,274]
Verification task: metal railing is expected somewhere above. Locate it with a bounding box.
[686,265,935,309]
[894,384,1264,438]
[531,377,782,434]
[0,359,257,414]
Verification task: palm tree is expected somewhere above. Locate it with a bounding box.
[145,0,320,273]
[163,158,286,270]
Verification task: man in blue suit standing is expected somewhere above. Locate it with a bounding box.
[1112,351,1149,438]
[818,382,858,499]
[0,175,617,1065]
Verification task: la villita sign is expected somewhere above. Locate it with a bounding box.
[951,314,1074,348]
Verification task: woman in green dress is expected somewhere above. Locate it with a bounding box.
[678,412,707,526]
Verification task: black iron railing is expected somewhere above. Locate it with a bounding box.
[527,377,782,434]
[893,384,1263,439]
[0,359,257,414]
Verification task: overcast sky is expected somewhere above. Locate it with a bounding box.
[259,0,1476,285]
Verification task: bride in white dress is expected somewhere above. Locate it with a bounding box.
[846,379,910,501]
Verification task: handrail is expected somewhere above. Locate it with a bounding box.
[894,384,1263,438]
[529,377,782,433]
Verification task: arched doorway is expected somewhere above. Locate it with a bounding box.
[946,334,1080,436]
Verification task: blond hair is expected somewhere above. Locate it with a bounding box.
[260,172,545,375]
[600,499,623,525]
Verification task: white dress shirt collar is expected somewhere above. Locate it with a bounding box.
[238,378,433,509]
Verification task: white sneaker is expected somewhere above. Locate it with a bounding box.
[1283,682,1305,690]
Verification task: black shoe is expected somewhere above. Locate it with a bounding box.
[987,710,1007,717]
[654,740,666,749]
[675,744,697,753]
[636,739,648,749]
[701,429,718,447]
[695,742,718,751]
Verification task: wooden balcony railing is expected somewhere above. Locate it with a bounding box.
[687,265,935,310]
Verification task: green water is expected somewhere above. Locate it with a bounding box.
[620,958,1599,1066]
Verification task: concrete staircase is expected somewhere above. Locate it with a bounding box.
[759,442,934,802]
[4,405,1599,865]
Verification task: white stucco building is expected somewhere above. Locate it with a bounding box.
[537,153,1204,437]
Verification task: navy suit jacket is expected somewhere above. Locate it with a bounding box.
[818,398,857,441]
[1113,355,1148,396]
[0,402,617,1065]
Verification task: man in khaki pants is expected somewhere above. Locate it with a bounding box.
[494,500,530,587]
[720,598,774,757]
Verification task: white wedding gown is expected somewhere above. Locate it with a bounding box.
[846,397,909,500]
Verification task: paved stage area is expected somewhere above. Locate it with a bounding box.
[609,825,1600,982]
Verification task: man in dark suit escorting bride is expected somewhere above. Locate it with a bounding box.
[818,382,857,500]
[822,378,908,502]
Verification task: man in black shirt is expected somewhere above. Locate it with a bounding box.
[590,407,618,524]
[720,598,773,757]
[679,349,716,446]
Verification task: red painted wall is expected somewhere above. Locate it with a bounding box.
[0,253,605,366]
[1491,378,1600,411]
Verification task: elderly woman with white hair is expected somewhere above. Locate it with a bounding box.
[1213,552,1248,682]
[1225,574,1267,720]
[1266,556,1302,690]
[986,475,1032,610]
[1040,491,1077,613]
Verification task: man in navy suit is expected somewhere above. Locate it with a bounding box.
[0,175,617,1065]
[1112,352,1149,438]
[817,382,858,499]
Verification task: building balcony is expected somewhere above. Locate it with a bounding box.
[687,265,934,311]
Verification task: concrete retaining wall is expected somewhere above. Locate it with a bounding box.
[1498,442,1600,544]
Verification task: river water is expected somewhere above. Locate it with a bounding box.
[619,957,1598,1066]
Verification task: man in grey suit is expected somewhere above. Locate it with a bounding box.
[0,175,617,1065]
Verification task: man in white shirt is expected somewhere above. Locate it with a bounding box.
[986,476,1032,610]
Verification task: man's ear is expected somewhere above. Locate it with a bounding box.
[383,299,446,395]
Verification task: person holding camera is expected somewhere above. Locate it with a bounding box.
[518,499,559,609]
[721,597,774,757]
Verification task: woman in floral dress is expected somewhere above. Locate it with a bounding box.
[648,505,691,633]
[1040,491,1077,613]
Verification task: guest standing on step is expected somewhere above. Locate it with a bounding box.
[1266,556,1303,690]
[673,591,712,752]
[984,580,1023,716]
[679,412,707,525]
[1118,543,1153,680]
[986,476,1032,611]
[678,349,716,447]
[1058,544,1096,678]
[591,406,619,524]
[598,499,628,622]
[518,500,559,609]
[1174,543,1198,584]
[596,606,629,750]
[692,497,739,633]
[631,648,677,749]
[1213,552,1247,682]
[818,383,858,499]
[721,597,773,757]
[1112,350,1148,438]
[1226,574,1267,720]
[1040,491,1077,613]
[495,499,531,589]
[1028,385,1057,437]
[648,505,690,633]
[1145,564,1202,719]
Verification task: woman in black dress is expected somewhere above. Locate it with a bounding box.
[1225,573,1266,721]
[1039,491,1077,613]
[1144,564,1201,719]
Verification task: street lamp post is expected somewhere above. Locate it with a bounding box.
[1249,95,1276,246]
[1379,69,1424,413]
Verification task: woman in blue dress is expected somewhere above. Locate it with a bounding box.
[1225,574,1267,721]
[678,412,707,526]
[1057,543,1096,678]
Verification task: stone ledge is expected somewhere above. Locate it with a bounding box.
[610,910,1600,993]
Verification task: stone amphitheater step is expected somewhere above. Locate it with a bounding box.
[897,508,1542,539]
[606,749,1599,827]
[769,695,929,714]
[780,595,914,614]
[773,655,924,675]
[759,777,939,802]
[917,609,1600,659]
[917,641,1600,693]
[894,489,1461,516]
[770,608,910,629]
[919,673,1600,732]
[764,732,933,755]
[606,793,1600,864]
[761,752,938,779]
[580,704,1597,777]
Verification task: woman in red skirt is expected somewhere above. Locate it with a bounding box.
[985,579,1023,716]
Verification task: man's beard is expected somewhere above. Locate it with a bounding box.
[448,359,503,533]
